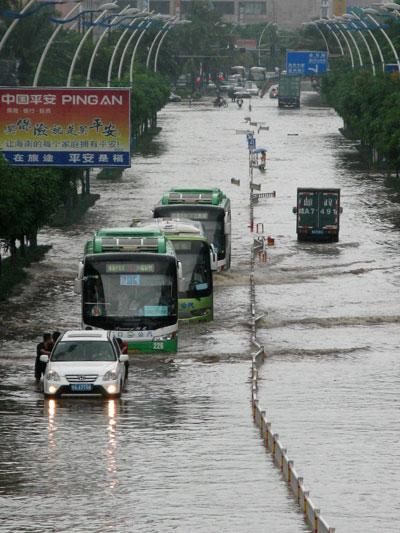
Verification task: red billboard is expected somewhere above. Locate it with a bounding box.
[0,87,131,167]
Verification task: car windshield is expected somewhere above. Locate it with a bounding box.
[51,341,116,362]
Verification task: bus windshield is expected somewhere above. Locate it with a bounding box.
[172,240,212,298]
[154,205,226,259]
[249,68,266,81]
[82,255,178,329]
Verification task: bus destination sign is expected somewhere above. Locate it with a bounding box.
[106,264,155,273]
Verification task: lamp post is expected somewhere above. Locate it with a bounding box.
[84,6,141,87]
[0,0,74,55]
[303,21,330,55]
[335,16,364,67]
[342,13,376,75]
[348,11,385,73]
[33,0,85,87]
[105,10,149,87]
[117,12,155,81]
[145,15,175,69]
[154,19,191,72]
[361,7,400,71]
[325,19,355,68]
[258,22,275,66]
[383,3,400,16]
[318,19,344,55]
[129,15,165,84]
[66,2,119,87]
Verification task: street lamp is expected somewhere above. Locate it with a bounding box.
[33,0,85,87]
[334,16,364,67]
[154,19,191,72]
[342,13,376,75]
[117,12,155,82]
[383,3,400,14]
[145,15,175,69]
[324,19,355,68]
[66,2,119,87]
[349,11,385,73]
[258,22,275,66]
[361,7,400,71]
[303,21,330,55]
[105,10,149,87]
[317,19,344,55]
[84,7,142,87]
[129,15,166,84]
[0,0,74,55]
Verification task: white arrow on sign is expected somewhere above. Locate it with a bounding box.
[308,65,319,74]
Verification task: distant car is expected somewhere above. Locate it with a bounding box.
[175,74,188,89]
[169,93,181,102]
[219,82,233,92]
[245,82,259,96]
[40,329,129,399]
[234,87,251,99]
[269,86,278,99]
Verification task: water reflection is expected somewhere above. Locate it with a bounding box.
[106,399,118,486]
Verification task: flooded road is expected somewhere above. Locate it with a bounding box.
[1,92,399,532]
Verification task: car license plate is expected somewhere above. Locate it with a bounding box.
[312,229,324,235]
[71,383,92,392]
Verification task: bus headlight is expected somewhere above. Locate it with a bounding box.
[153,332,176,341]
[103,369,117,381]
[47,370,60,382]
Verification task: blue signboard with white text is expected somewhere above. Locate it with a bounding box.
[286,51,328,76]
[385,64,399,75]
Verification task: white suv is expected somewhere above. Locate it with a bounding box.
[40,330,129,399]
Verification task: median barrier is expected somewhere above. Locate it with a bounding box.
[247,140,335,533]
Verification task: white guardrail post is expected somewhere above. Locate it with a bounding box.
[245,131,334,533]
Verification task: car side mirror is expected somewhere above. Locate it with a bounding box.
[119,354,129,362]
[210,245,218,271]
[292,207,297,214]
[177,261,185,292]
[40,355,49,363]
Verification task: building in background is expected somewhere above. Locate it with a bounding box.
[319,0,377,18]
[57,0,379,30]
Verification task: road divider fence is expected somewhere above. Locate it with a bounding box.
[247,133,335,533]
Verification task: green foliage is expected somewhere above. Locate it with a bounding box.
[129,71,170,135]
[323,70,400,173]
[0,156,86,264]
[0,156,61,242]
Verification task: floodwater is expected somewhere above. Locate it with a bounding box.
[0,91,399,532]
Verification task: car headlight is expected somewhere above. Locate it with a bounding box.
[103,369,117,381]
[47,370,60,382]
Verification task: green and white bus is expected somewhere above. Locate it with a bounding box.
[132,218,217,323]
[74,228,183,353]
[153,188,232,272]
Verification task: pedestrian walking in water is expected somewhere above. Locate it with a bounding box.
[35,333,52,382]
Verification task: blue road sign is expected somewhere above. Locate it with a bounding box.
[386,64,399,75]
[286,51,328,76]
[248,138,256,148]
